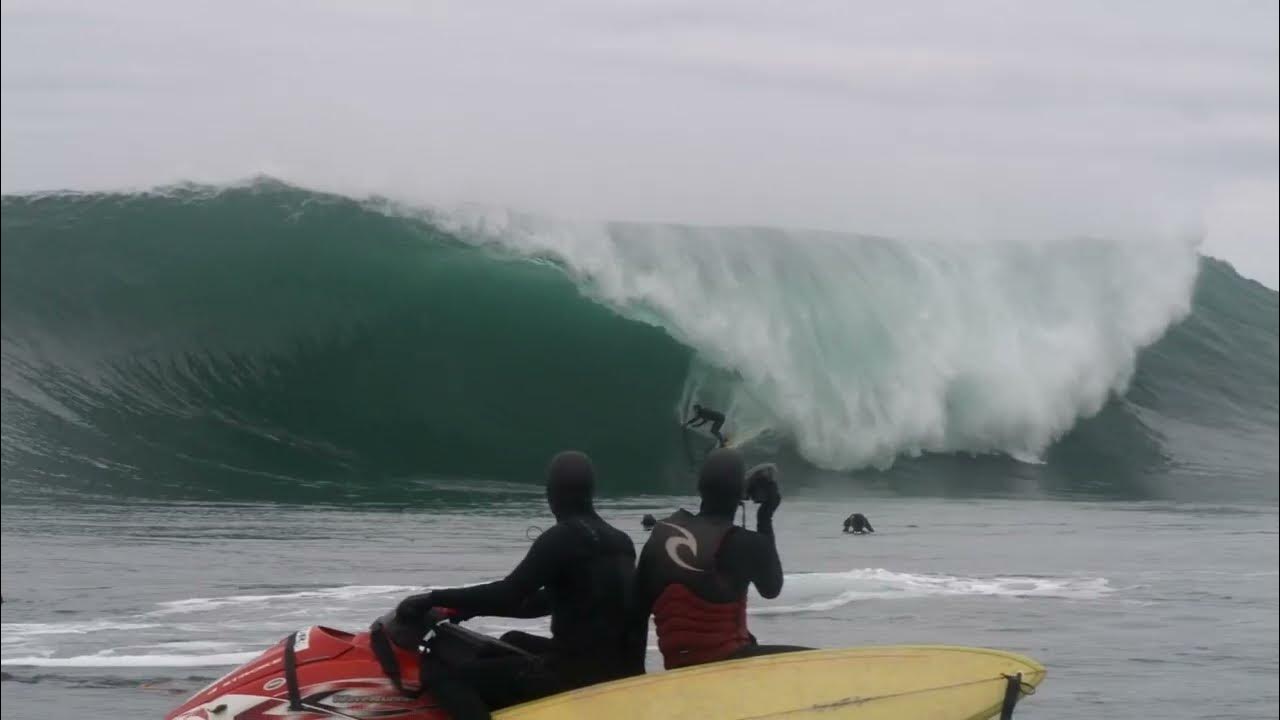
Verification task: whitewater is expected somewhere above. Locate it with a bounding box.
[0,570,1112,668]
[439,204,1201,469]
[6,180,1253,506]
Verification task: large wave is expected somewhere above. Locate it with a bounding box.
[441,207,1201,468]
[2,180,1276,501]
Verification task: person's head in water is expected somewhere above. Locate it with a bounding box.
[692,403,703,414]
[546,450,595,519]
[698,447,746,517]
[641,513,657,531]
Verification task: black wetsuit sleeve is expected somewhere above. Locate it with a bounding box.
[720,529,783,600]
[750,531,783,598]
[510,589,552,618]
[624,539,658,671]
[756,507,777,539]
[429,527,572,618]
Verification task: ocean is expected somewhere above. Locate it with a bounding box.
[2,180,1277,719]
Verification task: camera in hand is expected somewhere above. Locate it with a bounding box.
[745,463,779,504]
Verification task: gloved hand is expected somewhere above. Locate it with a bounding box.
[370,592,436,650]
[429,606,472,623]
[746,464,781,536]
[382,614,430,650]
[394,592,436,623]
[757,485,781,517]
[746,463,781,510]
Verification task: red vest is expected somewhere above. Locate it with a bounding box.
[646,510,752,669]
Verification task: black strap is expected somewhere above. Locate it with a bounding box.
[282,631,303,711]
[1000,672,1030,720]
[371,622,492,720]
[369,623,418,697]
[418,651,492,720]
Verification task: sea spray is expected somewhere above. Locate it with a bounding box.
[442,208,1201,468]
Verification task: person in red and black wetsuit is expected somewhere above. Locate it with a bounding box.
[627,448,808,670]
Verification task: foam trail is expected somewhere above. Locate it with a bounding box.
[1,621,165,636]
[1,652,260,668]
[147,585,417,616]
[752,568,1114,615]
[1,572,1114,668]
[441,207,1200,469]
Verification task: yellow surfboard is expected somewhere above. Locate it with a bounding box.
[496,645,1045,720]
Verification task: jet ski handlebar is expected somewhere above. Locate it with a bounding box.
[373,605,467,650]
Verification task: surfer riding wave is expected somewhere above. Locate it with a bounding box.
[684,404,728,447]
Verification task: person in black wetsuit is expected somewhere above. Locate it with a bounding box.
[385,451,640,710]
[684,404,728,447]
[843,512,874,534]
[627,448,808,670]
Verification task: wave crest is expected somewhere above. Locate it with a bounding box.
[445,208,1200,468]
[2,180,1274,500]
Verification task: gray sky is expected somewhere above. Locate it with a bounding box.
[3,0,1277,286]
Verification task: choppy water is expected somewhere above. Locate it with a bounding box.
[2,494,1276,718]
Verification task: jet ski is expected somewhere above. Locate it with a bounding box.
[166,610,1047,720]
[166,610,520,720]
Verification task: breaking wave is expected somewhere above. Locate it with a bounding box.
[2,180,1276,500]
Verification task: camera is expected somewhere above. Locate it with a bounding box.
[744,463,778,504]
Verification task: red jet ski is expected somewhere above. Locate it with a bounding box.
[166,611,522,720]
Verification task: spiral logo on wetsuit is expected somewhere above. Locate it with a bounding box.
[659,522,705,573]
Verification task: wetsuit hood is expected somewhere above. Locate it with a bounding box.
[698,448,746,517]
[546,450,595,519]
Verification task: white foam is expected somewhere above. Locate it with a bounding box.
[148,584,416,616]
[2,585,421,669]
[0,651,261,668]
[0,572,1113,668]
[752,568,1113,615]
[1,621,164,636]
[439,208,1199,469]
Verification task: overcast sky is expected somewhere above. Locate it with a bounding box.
[3,0,1277,286]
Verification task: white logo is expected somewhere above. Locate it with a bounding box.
[660,522,704,573]
[263,677,286,692]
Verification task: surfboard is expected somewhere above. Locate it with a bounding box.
[682,425,762,452]
[724,426,767,449]
[496,645,1045,720]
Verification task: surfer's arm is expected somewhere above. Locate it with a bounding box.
[752,540,784,599]
[751,483,783,596]
[623,542,658,674]
[717,530,783,600]
[727,531,783,600]
[509,589,552,618]
[429,528,563,618]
